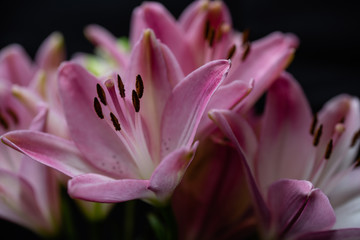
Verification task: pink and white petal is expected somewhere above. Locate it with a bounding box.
[296,229,360,240]
[267,179,313,234]
[327,168,360,228]
[232,32,299,112]
[312,96,360,188]
[2,130,100,177]
[209,109,270,229]
[58,63,138,178]
[197,79,253,138]
[35,32,65,70]
[0,44,35,86]
[267,179,335,238]
[257,73,314,193]
[161,59,230,157]
[179,0,232,30]
[209,109,258,170]
[68,173,152,203]
[130,2,195,74]
[0,169,50,233]
[84,24,127,68]
[288,189,335,238]
[149,143,198,201]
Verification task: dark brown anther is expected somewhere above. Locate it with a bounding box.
[96,83,107,105]
[136,74,144,99]
[340,117,345,123]
[94,97,104,119]
[0,112,9,130]
[324,139,333,159]
[117,74,125,98]
[310,113,318,135]
[350,129,360,147]
[208,27,216,47]
[110,112,121,131]
[132,90,140,112]
[242,28,250,45]
[355,158,360,168]
[241,42,251,61]
[226,44,236,60]
[204,20,210,40]
[6,108,19,125]
[313,124,323,146]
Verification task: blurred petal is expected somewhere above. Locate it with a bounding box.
[2,130,99,177]
[161,59,230,157]
[68,173,152,203]
[35,32,65,70]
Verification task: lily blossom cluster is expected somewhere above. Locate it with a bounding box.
[0,1,360,239]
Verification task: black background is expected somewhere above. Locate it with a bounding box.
[0,0,360,238]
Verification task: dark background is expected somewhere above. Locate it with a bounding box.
[0,0,360,238]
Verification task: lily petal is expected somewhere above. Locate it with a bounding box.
[126,29,183,156]
[149,143,198,201]
[1,130,99,177]
[85,24,127,68]
[0,44,34,86]
[58,62,137,178]
[296,229,360,240]
[161,59,230,157]
[0,169,49,233]
[68,173,152,203]
[197,79,253,137]
[209,108,270,229]
[257,73,314,192]
[130,2,195,74]
[35,32,65,70]
[233,32,299,112]
[267,179,335,238]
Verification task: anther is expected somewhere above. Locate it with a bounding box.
[110,112,121,131]
[204,20,210,40]
[117,74,125,98]
[94,97,104,119]
[313,124,323,146]
[350,129,360,147]
[0,112,9,130]
[310,113,318,135]
[96,83,107,105]
[136,74,144,99]
[324,139,333,159]
[6,108,18,125]
[208,27,216,47]
[132,90,140,112]
[226,44,236,60]
[241,42,251,61]
[242,28,250,44]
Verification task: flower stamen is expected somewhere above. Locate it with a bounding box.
[117,74,125,98]
[226,44,236,60]
[350,129,360,147]
[110,112,121,131]
[324,139,333,159]
[313,124,323,146]
[96,83,107,105]
[132,90,140,112]
[136,74,144,99]
[310,113,318,135]
[93,97,104,119]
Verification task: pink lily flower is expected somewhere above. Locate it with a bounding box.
[0,83,60,235]
[84,1,298,136]
[209,73,360,238]
[2,29,231,205]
